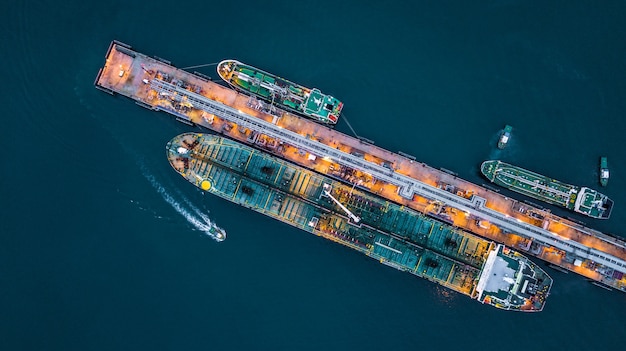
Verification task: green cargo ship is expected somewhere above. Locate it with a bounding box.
[167,133,552,311]
[481,160,613,219]
[217,60,343,124]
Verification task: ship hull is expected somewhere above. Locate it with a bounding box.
[166,133,552,312]
[217,60,342,124]
[481,160,613,219]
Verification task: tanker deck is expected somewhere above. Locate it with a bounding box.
[95,41,626,291]
[166,132,551,311]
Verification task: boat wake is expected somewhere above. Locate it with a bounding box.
[176,189,215,225]
[142,171,225,242]
[72,80,225,242]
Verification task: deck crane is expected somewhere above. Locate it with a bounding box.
[323,184,360,223]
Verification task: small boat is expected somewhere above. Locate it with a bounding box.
[600,157,609,187]
[497,125,513,149]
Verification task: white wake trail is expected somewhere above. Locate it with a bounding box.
[143,171,225,242]
[177,190,216,226]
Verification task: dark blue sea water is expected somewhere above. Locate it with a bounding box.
[2,1,626,349]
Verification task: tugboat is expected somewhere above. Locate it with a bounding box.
[600,157,609,187]
[497,125,513,149]
[166,132,553,312]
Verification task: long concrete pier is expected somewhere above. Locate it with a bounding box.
[150,77,626,273]
[95,41,626,291]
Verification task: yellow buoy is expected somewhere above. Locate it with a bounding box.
[200,180,211,191]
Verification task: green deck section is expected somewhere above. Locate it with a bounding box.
[303,89,324,114]
[166,133,552,310]
[217,60,343,124]
[481,160,576,208]
[481,160,613,219]
[168,133,482,297]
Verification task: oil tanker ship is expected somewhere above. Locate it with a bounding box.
[217,60,343,124]
[95,41,626,294]
[481,160,613,220]
[167,132,552,311]
[205,220,226,241]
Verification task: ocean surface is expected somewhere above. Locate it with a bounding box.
[2,1,625,349]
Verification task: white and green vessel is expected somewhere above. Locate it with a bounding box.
[481,160,613,219]
[217,60,343,124]
[498,125,513,149]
